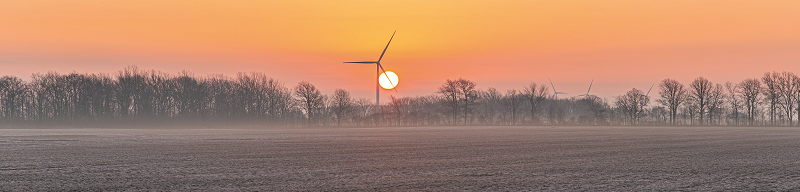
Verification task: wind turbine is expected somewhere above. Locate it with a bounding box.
[549,78,568,99]
[640,84,654,97]
[343,31,398,106]
[572,80,593,98]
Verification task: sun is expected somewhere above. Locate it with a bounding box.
[379,71,399,89]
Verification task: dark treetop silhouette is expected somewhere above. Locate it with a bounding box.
[1,67,799,127]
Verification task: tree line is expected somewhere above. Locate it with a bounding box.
[1,66,799,127]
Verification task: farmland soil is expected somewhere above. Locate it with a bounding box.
[1,126,800,191]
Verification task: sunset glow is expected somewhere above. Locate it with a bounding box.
[2,0,800,100]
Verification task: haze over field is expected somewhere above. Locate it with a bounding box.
[3,1,800,100]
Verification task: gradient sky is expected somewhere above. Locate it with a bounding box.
[2,0,800,101]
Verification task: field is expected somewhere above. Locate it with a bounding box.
[2,126,800,191]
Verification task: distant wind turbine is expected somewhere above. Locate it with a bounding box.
[572,80,593,98]
[343,31,398,106]
[640,84,654,97]
[549,78,568,99]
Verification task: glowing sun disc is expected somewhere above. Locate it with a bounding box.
[379,71,399,89]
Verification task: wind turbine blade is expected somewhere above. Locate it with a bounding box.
[377,63,398,93]
[646,84,654,96]
[587,80,593,94]
[344,61,378,64]
[377,31,396,63]
[572,94,589,98]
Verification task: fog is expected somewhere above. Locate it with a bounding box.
[3,68,800,128]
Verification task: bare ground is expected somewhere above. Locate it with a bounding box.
[1,126,800,191]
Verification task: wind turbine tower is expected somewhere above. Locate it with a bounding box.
[572,80,593,98]
[549,78,568,99]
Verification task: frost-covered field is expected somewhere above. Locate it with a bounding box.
[1,126,800,191]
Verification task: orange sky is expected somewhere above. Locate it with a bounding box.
[2,0,800,101]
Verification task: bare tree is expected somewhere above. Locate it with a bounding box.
[707,84,725,125]
[546,100,566,125]
[0,76,27,121]
[331,89,353,126]
[115,66,148,119]
[294,81,323,126]
[739,78,761,126]
[436,78,478,125]
[582,95,609,125]
[170,72,208,119]
[456,79,478,125]
[502,89,522,125]
[387,95,406,126]
[615,88,649,125]
[683,103,698,125]
[650,106,669,125]
[761,72,781,125]
[657,79,688,125]
[351,98,374,126]
[724,81,742,126]
[479,88,503,125]
[437,79,460,124]
[776,71,798,126]
[262,76,292,122]
[523,82,549,124]
[689,77,713,126]
[318,95,331,126]
[795,76,800,127]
